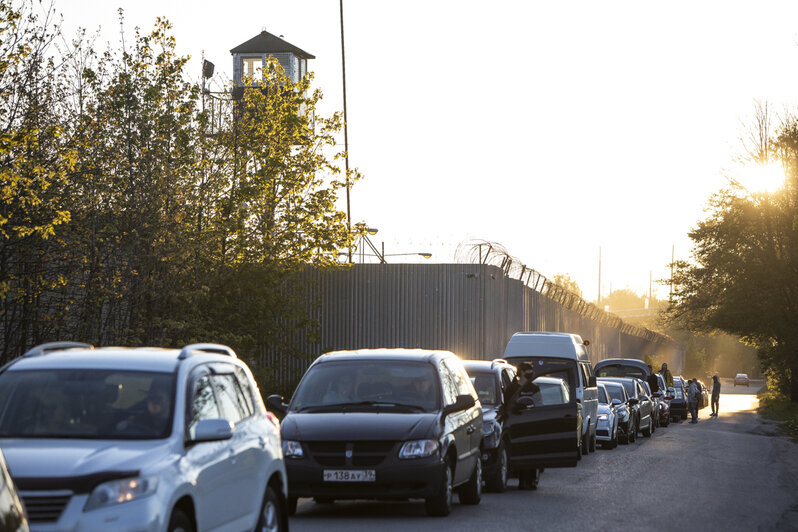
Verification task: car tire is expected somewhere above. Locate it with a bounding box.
[581,429,589,455]
[518,468,540,491]
[458,457,482,505]
[425,458,453,517]
[168,509,194,532]
[629,420,637,443]
[643,416,653,437]
[576,436,583,460]
[286,496,297,516]
[589,429,597,453]
[255,486,287,532]
[485,443,508,493]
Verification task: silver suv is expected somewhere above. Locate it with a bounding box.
[0,342,287,532]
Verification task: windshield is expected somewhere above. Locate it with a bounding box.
[505,357,577,395]
[0,369,175,439]
[468,371,499,406]
[603,384,626,403]
[290,361,440,413]
[598,386,609,404]
[596,363,647,379]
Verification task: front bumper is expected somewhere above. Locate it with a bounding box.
[285,455,444,500]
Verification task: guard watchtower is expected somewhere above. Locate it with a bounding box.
[230,30,315,99]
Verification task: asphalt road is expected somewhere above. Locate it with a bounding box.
[289,386,798,532]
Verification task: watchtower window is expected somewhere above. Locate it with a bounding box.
[241,57,262,82]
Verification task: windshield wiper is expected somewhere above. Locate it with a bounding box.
[295,401,427,413]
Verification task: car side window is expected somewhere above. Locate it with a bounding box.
[213,374,249,424]
[443,359,477,400]
[501,369,513,392]
[188,374,220,438]
[234,366,256,415]
[439,364,458,407]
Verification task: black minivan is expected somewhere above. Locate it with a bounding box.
[267,349,483,517]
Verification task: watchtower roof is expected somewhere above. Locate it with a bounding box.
[230,30,315,59]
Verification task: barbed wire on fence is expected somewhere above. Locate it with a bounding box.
[454,239,668,345]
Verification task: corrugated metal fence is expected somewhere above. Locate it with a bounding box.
[266,264,685,389]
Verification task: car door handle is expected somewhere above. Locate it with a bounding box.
[466,425,475,434]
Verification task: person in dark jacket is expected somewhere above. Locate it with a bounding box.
[710,375,721,417]
[687,379,699,423]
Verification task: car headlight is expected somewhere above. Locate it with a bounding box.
[84,476,158,512]
[282,440,304,459]
[398,439,439,459]
[598,414,609,421]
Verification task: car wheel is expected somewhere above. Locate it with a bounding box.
[629,420,637,443]
[643,416,653,437]
[256,486,286,532]
[485,443,508,493]
[589,429,597,453]
[610,424,618,449]
[168,509,194,532]
[576,435,583,460]
[518,468,540,490]
[425,458,453,517]
[458,456,482,505]
[581,429,589,455]
[286,496,297,516]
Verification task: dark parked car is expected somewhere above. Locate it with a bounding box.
[463,359,517,492]
[653,374,671,427]
[503,375,582,489]
[268,349,483,517]
[669,382,688,422]
[597,379,635,443]
[598,377,655,438]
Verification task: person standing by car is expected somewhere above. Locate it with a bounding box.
[659,363,673,388]
[710,375,721,417]
[687,378,699,423]
[503,361,539,405]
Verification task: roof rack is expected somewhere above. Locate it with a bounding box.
[23,342,94,358]
[178,343,237,360]
[491,358,508,366]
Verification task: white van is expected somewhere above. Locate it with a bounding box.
[503,332,599,455]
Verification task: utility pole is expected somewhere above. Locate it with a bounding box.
[669,244,675,303]
[597,246,602,304]
[339,0,352,263]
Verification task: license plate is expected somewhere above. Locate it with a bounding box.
[323,469,376,482]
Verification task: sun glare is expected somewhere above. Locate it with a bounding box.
[733,163,786,194]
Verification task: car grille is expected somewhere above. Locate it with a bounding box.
[19,492,71,523]
[306,441,397,467]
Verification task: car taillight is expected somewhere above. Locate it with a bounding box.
[265,411,280,427]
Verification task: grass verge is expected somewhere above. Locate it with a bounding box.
[757,388,798,442]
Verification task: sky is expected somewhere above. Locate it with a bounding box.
[54,0,798,303]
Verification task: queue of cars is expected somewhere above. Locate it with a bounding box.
[0,337,693,531]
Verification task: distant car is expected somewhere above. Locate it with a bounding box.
[735,373,750,387]
[596,383,619,449]
[597,379,634,444]
[463,359,517,492]
[598,377,655,438]
[269,349,483,517]
[0,342,287,532]
[0,449,28,532]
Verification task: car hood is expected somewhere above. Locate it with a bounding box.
[1,438,175,481]
[282,412,439,441]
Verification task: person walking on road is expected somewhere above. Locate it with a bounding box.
[687,378,699,423]
[659,363,674,388]
[710,375,721,417]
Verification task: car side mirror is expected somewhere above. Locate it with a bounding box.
[653,392,662,398]
[667,387,675,393]
[266,394,288,416]
[628,398,639,406]
[513,395,535,411]
[611,398,622,406]
[443,394,476,416]
[190,418,234,443]
[588,376,597,388]
[665,396,674,401]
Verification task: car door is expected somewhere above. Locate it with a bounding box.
[184,370,240,532]
[209,367,262,526]
[504,379,580,469]
[446,359,482,472]
[636,381,653,427]
[439,361,472,485]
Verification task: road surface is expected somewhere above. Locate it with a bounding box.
[289,386,798,531]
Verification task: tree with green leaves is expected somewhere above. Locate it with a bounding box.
[668,115,798,400]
